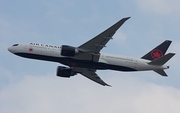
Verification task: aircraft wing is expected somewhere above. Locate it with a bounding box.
[72,67,111,86]
[78,17,130,53]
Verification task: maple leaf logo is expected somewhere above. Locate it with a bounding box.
[29,48,33,52]
[151,49,163,59]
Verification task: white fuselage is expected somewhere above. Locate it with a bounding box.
[8,43,168,72]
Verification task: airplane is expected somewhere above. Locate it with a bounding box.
[8,17,175,86]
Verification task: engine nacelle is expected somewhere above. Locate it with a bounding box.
[56,66,76,78]
[61,45,79,57]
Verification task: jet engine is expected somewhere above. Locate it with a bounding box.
[61,45,79,57]
[56,66,76,78]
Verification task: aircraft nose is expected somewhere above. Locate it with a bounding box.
[8,47,15,53]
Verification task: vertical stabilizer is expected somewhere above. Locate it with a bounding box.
[141,40,171,60]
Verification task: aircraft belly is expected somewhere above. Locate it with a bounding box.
[13,45,136,71]
[15,52,60,62]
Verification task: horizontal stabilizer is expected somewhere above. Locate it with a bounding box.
[148,53,175,65]
[154,70,168,76]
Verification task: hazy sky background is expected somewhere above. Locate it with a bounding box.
[0,0,180,113]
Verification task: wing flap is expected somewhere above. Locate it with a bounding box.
[72,67,111,86]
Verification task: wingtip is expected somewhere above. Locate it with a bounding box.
[165,40,172,43]
[105,84,112,87]
[119,17,130,23]
[124,17,131,20]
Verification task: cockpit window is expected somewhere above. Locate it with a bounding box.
[13,44,19,46]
